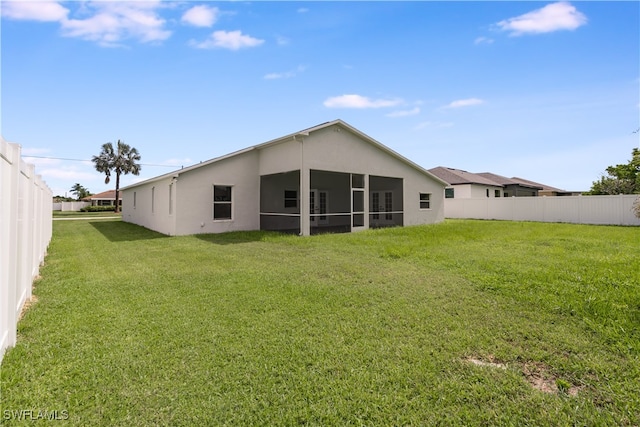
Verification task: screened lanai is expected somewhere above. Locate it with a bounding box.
[259,170,404,235]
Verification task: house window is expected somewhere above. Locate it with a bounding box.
[445,188,454,199]
[419,193,431,209]
[486,189,490,198]
[495,189,501,197]
[133,192,137,209]
[213,185,232,220]
[284,190,297,208]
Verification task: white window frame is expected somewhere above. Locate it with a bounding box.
[419,193,431,210]
[213,185,233,221]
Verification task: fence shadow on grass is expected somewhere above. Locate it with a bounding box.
[90,221,168,242]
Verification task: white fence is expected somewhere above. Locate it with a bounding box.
[52,201,90,211]
[1,138,52,364]
[445,195,640,226]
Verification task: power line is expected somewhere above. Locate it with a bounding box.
[22,155,177,168]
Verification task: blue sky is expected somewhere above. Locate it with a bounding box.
[2,1,638,197]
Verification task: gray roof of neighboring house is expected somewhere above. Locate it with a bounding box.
[427,167,503,186]
[510,177,565,192]
[429,167,558,191]
[477,172,542,190]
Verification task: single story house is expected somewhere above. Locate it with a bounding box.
[428,167,509,198]
[428,167,571,198]
[121,120,448,236]
[82,190,121,206]
[508,177,580,197]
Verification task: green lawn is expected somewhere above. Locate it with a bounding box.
[1,219,638,425]
[52,211,121,218]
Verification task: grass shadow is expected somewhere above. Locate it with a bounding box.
[89,220,169,242]
[195,230,290,245]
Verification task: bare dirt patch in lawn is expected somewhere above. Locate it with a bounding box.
[522,361,581,396]
[465,356,581,396]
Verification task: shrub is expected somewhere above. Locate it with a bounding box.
[80,205,117,212]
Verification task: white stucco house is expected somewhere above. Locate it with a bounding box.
[120,120,448,236]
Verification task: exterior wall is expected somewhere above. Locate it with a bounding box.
[295,125,444,226]
[444,195,640,226]
[469,184,502,198]
[258,139,301,176]
[451,184,503,198]
[122,122,446,236]
[451,184,472,198]
[175,150,260,236]
[121,176,176,235]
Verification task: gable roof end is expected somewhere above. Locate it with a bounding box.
[122,119,448,191]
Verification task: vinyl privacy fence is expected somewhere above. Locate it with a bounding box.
[52,201,90,211]
[445,195,640,226]
[1,138,52,364]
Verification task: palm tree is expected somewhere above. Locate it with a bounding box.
[70,183,91,200]
[91,140,141,213]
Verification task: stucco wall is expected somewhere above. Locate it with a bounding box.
[122,176,176,235]
[259,139,301,176]
[122,122,446,235]
[299,125,444,226]
[175,150,260,235]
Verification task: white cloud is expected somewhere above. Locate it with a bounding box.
[189,30,264,50]
[386,107,421,118]
[414,121,454,130]
[264,65,307,80]
[442,98,485,109]
[297,8,309,14]
[323,94,403,109]
[496,2,587,36]
[39,166,96,181]
[181,5,218,28]
[474,36,494,45]
[21,147,52,156]
[60,1,171,47]
[1,0,69,22]
[22,156,61,167]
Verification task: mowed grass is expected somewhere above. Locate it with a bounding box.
[1,219,638,426]
[52,211,121,218]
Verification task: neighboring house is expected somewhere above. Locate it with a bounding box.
[82,190,122,206]
[428,167,570,198]
[509,177,580,196]
[121,120,448,236]
[476,172,542,197]
[428,167,507,198]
